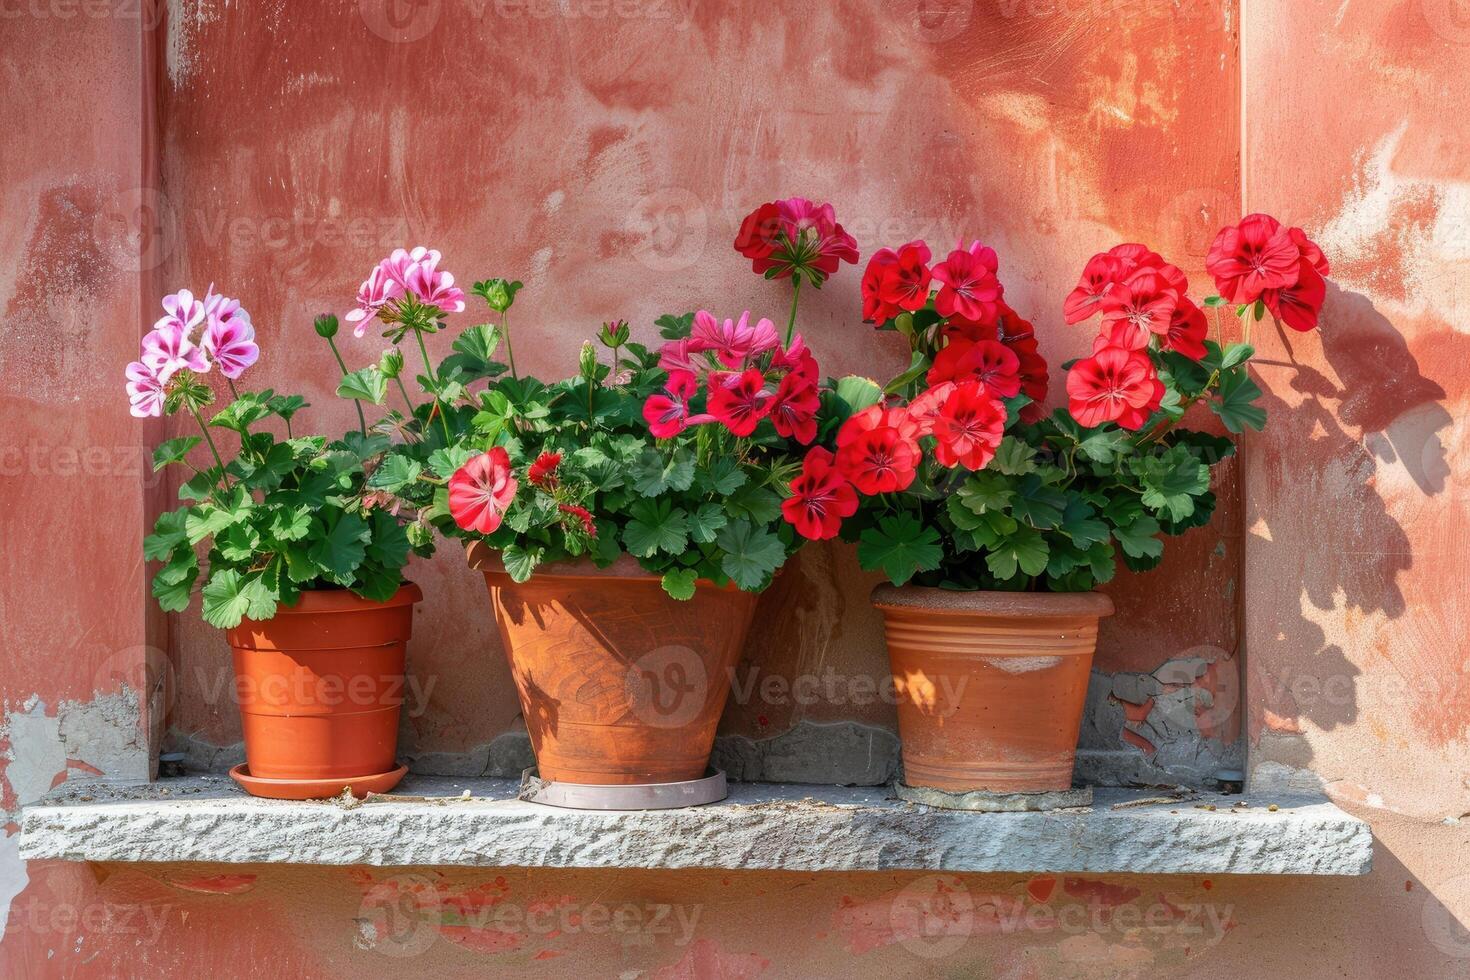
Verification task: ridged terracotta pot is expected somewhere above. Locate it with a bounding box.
[224,584,421,795]
[467,542,758,785]
[871,585,1114,794]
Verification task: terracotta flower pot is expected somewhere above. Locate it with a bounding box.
[871,585,1114,794]
[224,584,421,797]
[467,542,757,785]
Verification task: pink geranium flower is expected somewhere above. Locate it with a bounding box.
[732,198,859,284]
[690,310,779,369]
[142,322,209,381]
[125,360,166,418]
[385,246,467,314]
[346,263,404,336]
[200,313,260,380]
[154,288,208,336]
[448,448,519,535]
[643,371,703,439]
[707,368,773,437]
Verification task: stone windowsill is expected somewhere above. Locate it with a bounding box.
[18,774,1372,876]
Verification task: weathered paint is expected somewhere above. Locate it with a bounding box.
[3,0,1468,975]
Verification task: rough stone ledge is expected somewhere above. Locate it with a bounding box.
[18,775,1372,876]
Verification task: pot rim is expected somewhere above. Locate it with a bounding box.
[266,582,423,615]
[465,540,759,591]
[870,584,1114,618]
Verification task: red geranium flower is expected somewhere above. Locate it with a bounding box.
[448,448,519,535]
[834,405,920,495]
[1263,257,1327,331]
[768,371,820,444]
[861,247,902,323]
[1063,253,1128,324]
[996,305,1050,423]
[1066,344,1164,431]
[927,338,1022,398]
[905,381,956,438]
[880,241,933,312]
[527,451,561,488]
[707,368,773,437]
[1206,213,1302,303]
[1100,269,1179,343]
[1289,227,1330,277]
[1109,242,1166,270]
[782,447,859,541]
[1165,298,1209,360]
[643,370,700,439]
[734,198,858,284]
[931,241,1004,325]
[932,381,1007,471]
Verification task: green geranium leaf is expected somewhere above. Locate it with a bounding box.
[655,312,694,340]
[687,503,728,544]
[623,498,690,558]
[210,395,272,433]
[1220,343,1255,370]
[333,431,392,462]
[365,510,411,570]
[152,560,198,612]
[201,570,278,629]
[725,483,783,525]
[501,543,541,583]
[1114,515,1165,560]
[216,522,261,562]
[1011,474,1067,529]
[368,455,422,493]
[857,514,943,586]
[1133,445,1210,522]
[267,393,308,422]
[957,470,1013,516]
[661,568,699,601]
[716,519,786,591]
[268,505,313,543]
[184,487,252,545]
[144,510,191,560]
[697,457,747,496]
[1059,497,1110,548]
[1212,368,1267,433]
[1077,428,1131,465]
[984,524,1049,581]
[630,447,696,496]
[883,352,930,395]
[152,437,202,471]
[337,366,388,405]
[309,511,369,581]
[427,445,474,480]
[989,437,1036,476]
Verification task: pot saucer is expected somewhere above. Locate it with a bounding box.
[229,762,408,800]
[518,767,727,810]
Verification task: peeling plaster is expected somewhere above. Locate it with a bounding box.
[0,831,27,943]
[2,691,149,818]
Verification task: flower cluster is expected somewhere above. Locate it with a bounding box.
[1061,244,1201,430]
[642,311,820,443]
[1206,214,1330,331]
[862,238,1049,424]
[124,286,259,418]
[785,237,1036,541]
[346,246,467,336]
[733,198,859,287]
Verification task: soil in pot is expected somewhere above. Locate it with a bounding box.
[468,543,758,785]
[871,585,1113,794]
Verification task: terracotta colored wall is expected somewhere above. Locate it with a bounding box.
[2,1,1468,977]
[148,0,1243,772]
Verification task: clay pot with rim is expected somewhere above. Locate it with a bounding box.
[224,584,421,800]
[467,542,758,785]
[871,585,1113,794]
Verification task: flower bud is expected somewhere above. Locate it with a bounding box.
[599,318,630,348]
[579,340,599,380]
[314,313,339,339]
[379,348,404,379]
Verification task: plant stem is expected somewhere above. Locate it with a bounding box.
[503,311,518,379]
[413,328,452,441]
[226,378,241,401]
[188,402,230,491]
[394,376,415,416]
[327,337,367,436]
[785,276,803,347]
